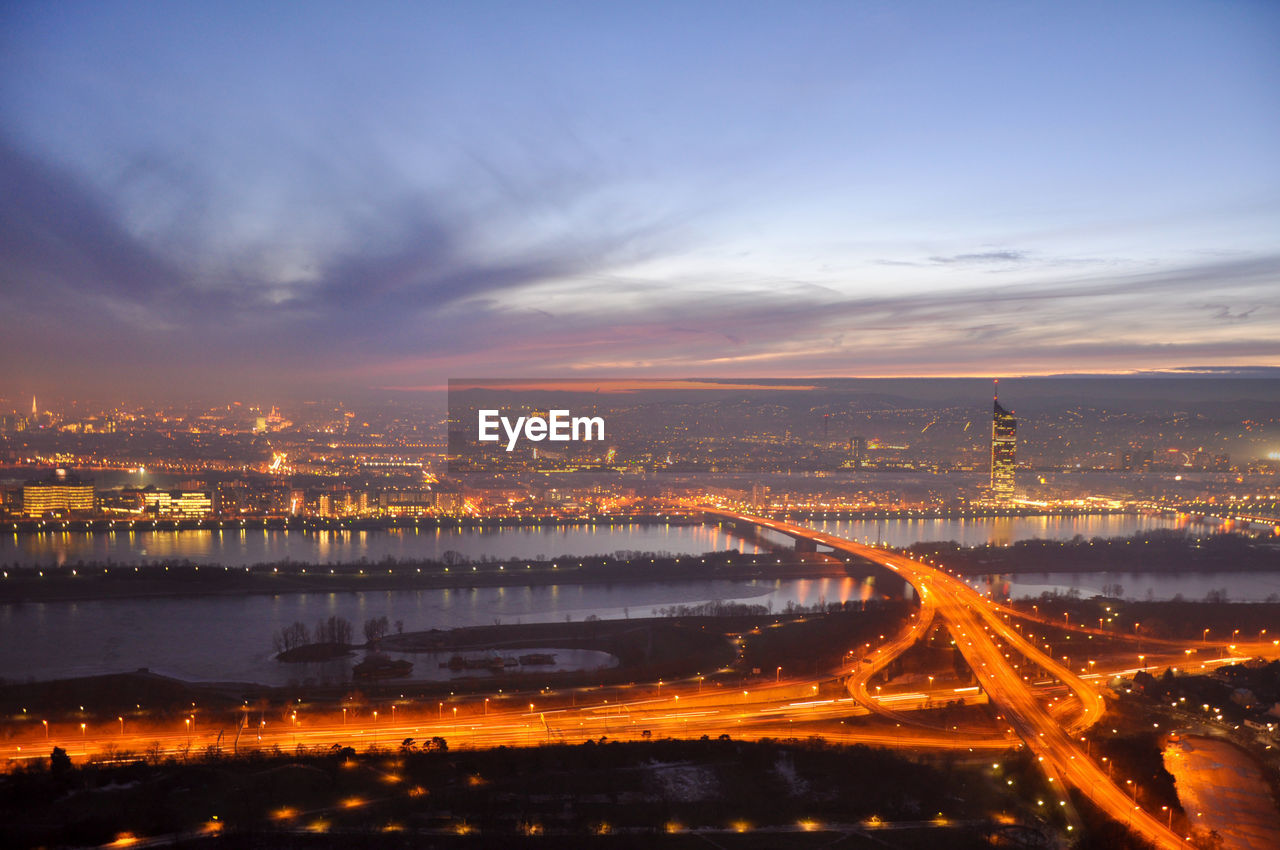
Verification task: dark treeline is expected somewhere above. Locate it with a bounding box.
[2,548,742,574]
[906,529,1278,576]
[2,549,819,604]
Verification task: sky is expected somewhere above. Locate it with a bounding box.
[1,1,1278,403]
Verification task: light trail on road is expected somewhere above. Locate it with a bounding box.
[10,507,1277,847]
[704,508,1198,848]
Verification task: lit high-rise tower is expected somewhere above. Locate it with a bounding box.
[991,380,1016,501]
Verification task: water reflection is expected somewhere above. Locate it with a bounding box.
[1,576,877,685]
[2,515,1188,569]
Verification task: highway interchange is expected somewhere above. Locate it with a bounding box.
[8,508,1279,847]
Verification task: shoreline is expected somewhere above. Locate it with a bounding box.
[0,551,855,604]
[0,506,1140,538]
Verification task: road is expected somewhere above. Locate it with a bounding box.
[11,508,1276,847]
[703,508,1192,848]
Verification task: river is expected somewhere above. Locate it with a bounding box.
[4,514,1277,687]
[1,513,1186,568]
[0,575,873,686]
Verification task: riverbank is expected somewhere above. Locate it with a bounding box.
[0,550,855,604]
[908,530,1280,575]
[0,512,703,536]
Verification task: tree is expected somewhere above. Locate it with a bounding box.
[363,616,389,644]
[274,621,311,652]
[315,616,353,646]
[50,746,71,774]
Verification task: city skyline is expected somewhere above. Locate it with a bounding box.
[2,2,1278,401]
[4,7,1280,842]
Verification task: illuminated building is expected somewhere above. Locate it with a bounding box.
[990,383,1016,501]
[0,413,27,433]
[379,488,437,515]
[138,487,213,518]
[140,488,171,514]
[435,489,463,513]
[170,491,212,518]
[378,487,463,515]
[23,469,95,517]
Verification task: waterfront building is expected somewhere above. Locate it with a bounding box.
[22,469,95,517]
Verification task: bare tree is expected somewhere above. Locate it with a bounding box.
[363,615,390,644]
[274,621,311,652]
[315,615,353,646]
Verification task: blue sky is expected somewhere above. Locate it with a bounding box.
[1,1,1278,400]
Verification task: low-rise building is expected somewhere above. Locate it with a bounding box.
[22,469,94,517]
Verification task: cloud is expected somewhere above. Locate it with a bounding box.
[1201,303,1259,323]
[0,132,693,397]
[2,124,1278,402]
[928,250,1027,264]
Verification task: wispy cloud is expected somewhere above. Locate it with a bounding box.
[2,126,1278,401]
[928,250,1027,264]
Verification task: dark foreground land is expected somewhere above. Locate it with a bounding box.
[0,737,1057,849]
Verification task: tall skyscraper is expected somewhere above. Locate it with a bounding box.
[991,381,1016,501]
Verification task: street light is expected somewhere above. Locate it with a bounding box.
[42,720,48,739]
[776,666,782,683]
